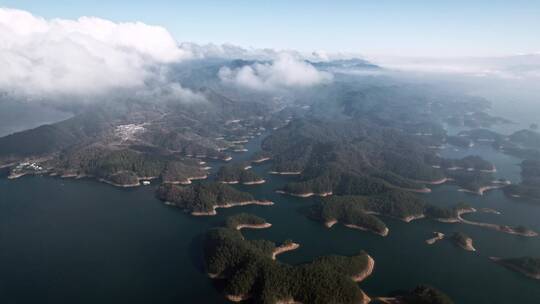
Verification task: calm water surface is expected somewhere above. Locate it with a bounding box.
[1,128,540,304]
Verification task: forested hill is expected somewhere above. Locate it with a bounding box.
[261,118,497,195]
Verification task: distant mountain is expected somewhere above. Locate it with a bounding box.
[309,58,380,70]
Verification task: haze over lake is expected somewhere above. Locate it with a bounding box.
[1,2,540,304]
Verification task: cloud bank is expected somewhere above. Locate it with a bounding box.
[218,53,333,90]
[0,8,193,98]
[369,54,540,80]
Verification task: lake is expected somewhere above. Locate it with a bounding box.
[1,123,540,304]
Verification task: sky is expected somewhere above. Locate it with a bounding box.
[1,0,539,57]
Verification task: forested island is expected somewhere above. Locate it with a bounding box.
[205,214,455,304]
[310,193,537,238]
[204,214,375,304]
[216,164,265,185]
[425,232,445,245]
[225,213,272,230]
[504,159,540,201]
[491,257,540,280]
[451,232,476,251]
[156,182,273,215]
[445,128,540,200]
[374,285,454,304]
[256,118,500,198]
[309,192,481,236]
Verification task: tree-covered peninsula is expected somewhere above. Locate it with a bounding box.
[259,118,498,197]
[204,215,374,304]
[491,256,540,280]
[309,192,473,236]
[216,164,265,185]
[225,213,272,230]
[156,182,273,215]
[451,232,476,251]
[504,159,540,201]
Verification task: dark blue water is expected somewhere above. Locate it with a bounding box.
[2,131,540,304]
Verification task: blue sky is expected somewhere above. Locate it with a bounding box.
[1,0,539,56]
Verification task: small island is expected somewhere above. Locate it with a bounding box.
[375,285,455,304]
[504,159,540,201]
[490,256,540,280]
[451,232,476,251]
[156,182,273,216]
[311,194,537,239]
[225,213,272,230]
[216,164,265,185]
[425,232,445,245]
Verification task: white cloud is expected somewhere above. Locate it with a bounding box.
[0,8,192,97]
[179,42,283,61]
[180,42,369,64]
[311,50,330,62]
[369,54,540,80]
[134,80,207,104]
[218,53,333,90]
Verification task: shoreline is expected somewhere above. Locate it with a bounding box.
[445,208,539,237]
[276,190,332,198]
[479,208,501,215]
[269,171,302,175]
[490,257,540,280]
[364,211,425,223]
[225,294,251,302]
[7,172,28,179]
[372,297,402,304]
[425,232,445,245]
[480,165,497,173]
[242,179,266,185]
[397,186,432,193]
[325,219,338,228]
[252,157,271,164]
[220,179,266,185]
[454,237,476,251]
[100,174,160,188]
[351,254,375,282]
[272,242,300,260]
[98,178,140,188]
[191,200,274,216]
[402,214,426,223]
[235,222,272,230]
[344,223,389,237]
[226,294,303,304]
[459,181,511,196]
[411,177,449,185]
[325,219,389,236]
[164,174,208,185]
